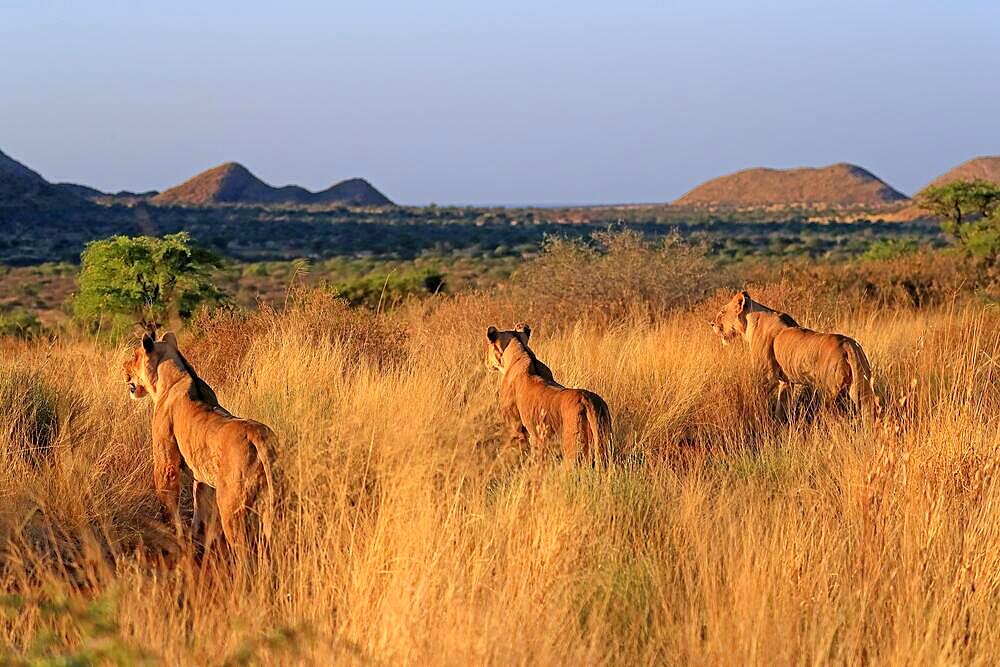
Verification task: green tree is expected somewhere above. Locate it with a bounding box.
[73,232,226,327]
[918,180,1000,238]
[918,179,1000,264]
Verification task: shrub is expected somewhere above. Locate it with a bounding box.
[860,238,921,262]
[511,230,722,325]
[0,308,43,339]
[72,232,227,329]
[0,365,60,459]
[744,250,977,309]
[186,288,408,385]
[333,269,444,309]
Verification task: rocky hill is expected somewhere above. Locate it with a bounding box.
[674,163,908,209]
[152,162,392,206]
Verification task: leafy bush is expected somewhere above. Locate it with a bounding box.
[72,232,227,329]
[860,238,921,262]
[0,307,43,339]
[956,216,1000,265]
[333,269,444,309]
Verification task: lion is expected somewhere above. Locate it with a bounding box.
[711,290,877,421]
[124,330,276,551]
[485,324,612,464]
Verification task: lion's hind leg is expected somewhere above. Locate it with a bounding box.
[559,399,590,466]
[192,480,222,558]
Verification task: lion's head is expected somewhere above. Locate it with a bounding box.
[485,323,532,372]
[711,290,750,345]
[123,330,178,400]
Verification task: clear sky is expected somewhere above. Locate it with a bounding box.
[2,1,998,205]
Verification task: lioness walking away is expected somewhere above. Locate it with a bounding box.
[711,290,877,421]
[486,324,612,465]
[124,331,277,552]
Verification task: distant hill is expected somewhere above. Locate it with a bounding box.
[674,163,909,209]
[883,156,1000,221]
[311,177,393,206]
[920,156,1000,192]
[0,149,88,210]
[152,162,392,207]
[55,182,159,204]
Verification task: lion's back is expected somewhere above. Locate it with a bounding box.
[773,328,852,392]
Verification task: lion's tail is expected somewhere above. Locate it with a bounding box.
[250,428,279,544]
[844,338,878,424]
[585,396,613,466]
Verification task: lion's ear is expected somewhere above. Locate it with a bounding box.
[515,323,531,340]
[735,290,749,313]
[160,331,178,349]
[141,332,155,354]
[487,326,499,343]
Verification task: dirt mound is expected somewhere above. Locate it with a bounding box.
[674,163,908,209]
[152,162,392,206]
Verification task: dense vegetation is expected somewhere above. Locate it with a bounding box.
[917,179,1000,266]
[1,232,999,663]
[0,196,960,337]
[0,198,941,267]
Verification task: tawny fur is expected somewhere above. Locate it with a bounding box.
[711,290,877,421]
[124,331,277,551]
[486,325,612,464]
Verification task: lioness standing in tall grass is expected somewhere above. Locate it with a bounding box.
[711,290,877,421]
[486,324,612,465]
[123,330,277,552]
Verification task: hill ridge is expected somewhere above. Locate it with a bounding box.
[152,162,392,206]
[674,162,908,209]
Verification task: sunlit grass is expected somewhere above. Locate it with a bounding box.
[1,291,999,664]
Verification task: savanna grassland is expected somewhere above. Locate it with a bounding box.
[2,235,1000,665]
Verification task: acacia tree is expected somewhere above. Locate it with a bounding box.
[73,232,226,328]
[918,179,1000,264]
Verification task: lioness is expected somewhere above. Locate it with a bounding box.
[711,290,877,421]
[486,324,612,464]
[124,331,276,551]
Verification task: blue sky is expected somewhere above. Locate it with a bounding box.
[2,1,998,205]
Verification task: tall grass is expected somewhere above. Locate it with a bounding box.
[1,280,1000,663]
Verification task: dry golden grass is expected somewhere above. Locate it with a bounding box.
[1,288,1000,664]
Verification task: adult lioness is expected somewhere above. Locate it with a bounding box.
[486,324,612,464]
[711,290,877,421]
[124,331,276,551]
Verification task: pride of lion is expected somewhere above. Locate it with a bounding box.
[124,290,876,556]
